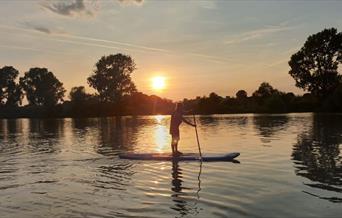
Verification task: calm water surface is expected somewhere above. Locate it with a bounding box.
[0,113,341,217]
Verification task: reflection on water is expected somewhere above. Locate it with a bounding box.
[170,160,202,218]
[0,114,341,217]
[253,115,289,143]
[95,161,134,191]
[292,114,342,203]
[171,160,187,216]
[198,116,219,126]
[154,115,169,152]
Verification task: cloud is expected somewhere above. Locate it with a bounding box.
[24,22,50,34]
[32,26,51,34]
[0,44,47,52]
[117,0,144,6]
[224,24,293,45]
[198,1,217,10]
[23,22,66,35]
[41,0,143,16]
[0,24,228,64]
[0,44,66,55]
[42,0,95,16]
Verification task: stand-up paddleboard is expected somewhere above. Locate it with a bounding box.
[119,152,240,162]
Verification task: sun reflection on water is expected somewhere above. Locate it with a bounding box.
[155,115,164,124]
[153,115,170,153]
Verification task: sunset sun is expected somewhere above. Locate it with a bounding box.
[152,76,166,91]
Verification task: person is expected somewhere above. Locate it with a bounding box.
[170,103,196,156]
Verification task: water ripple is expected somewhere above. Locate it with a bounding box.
[0,114,341,217]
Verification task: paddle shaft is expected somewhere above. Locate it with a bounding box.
[193,114,202,158]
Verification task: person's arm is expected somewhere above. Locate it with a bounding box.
[182,117,196,127]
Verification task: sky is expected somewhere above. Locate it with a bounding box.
[0,0,342,101]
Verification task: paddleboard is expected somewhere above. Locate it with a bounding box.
[119,152,240,162]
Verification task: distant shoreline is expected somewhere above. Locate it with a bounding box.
[0,110,330,120]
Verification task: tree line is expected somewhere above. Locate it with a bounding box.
[0,54,174,118]
[186,28,342,114]
[0,28,341,118]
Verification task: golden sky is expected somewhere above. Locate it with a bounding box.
[1,0,342,100]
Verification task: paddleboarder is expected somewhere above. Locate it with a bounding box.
[170,103,196,156]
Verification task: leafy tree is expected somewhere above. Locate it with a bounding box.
[20,68,65,106]
[252,82,278,98]
[322,83,342,111]
[197,92,224,114]
[264,95,286,113]
[209,92,222,102]
[236,90,247,99]
[289,28,342,98]
[284,92,295,100]
[87,53,137,103]
[69,86,92,103]
[331,84,342,110]
[0,66,22,107]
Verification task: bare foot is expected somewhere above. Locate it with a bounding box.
[174,151,183,156]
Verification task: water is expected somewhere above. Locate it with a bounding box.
[0,113,341,218]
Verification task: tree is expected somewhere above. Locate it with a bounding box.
[289,28,342,98]
[87,53,137,103]
[69,86,92,103]
[252,82,278,98]
[264,95,286,113]
[331,84,342,110]
[0,66,22,107]
[236,90,247,99]
[20,67,65,106]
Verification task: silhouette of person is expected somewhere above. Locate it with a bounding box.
[169,103,196,156]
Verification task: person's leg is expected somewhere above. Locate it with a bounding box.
[174,140,178,152]
[171,135,181,156]
[171,135,176,155]
[174,136,182,155]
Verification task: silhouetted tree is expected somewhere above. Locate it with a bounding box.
[19,67,65,106]
[289,28,342,98]
[284,92,295,102]
[236,90,247,99]
[322,83,342,111]
[209,92,222,102]
[264,95,286,112]
[87,53,137,103]
[124,92,174,115]
[252,82,278,98]
[197,92,224,114]
[331,84,342,110]
[0,66,22,107]
[69,86,92,103]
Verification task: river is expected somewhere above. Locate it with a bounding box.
[0,113,341,217]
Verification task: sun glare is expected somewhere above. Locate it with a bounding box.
[152,76,166,91]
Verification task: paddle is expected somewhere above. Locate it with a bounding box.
[193,114,202,159]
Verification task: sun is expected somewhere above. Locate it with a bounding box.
[152,76,166,91]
